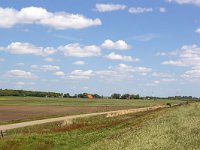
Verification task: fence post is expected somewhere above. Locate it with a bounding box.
[1,130,6,138]
[1,130,3,138]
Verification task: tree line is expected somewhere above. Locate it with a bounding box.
[63,93,102,99]
[110,93,140,99]
[0,89,140,99]
[0,89,62,97]
[63,93,140,99]
[0,89,199,100]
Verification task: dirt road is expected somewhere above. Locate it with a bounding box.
[0,105,168,131]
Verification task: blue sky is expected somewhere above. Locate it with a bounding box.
[0,0,200,97]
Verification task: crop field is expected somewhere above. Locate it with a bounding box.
[0,97,181,124]
[0,102,199,150]
[0,97,181,107]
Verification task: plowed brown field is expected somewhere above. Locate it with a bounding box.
[0,106,133,122]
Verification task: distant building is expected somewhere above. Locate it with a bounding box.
[86,94,93,99]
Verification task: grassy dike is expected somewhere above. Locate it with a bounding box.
[0,102,199,150]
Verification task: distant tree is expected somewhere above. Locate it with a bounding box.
[73,94,78,98]
[121,94,130,99]
[63,93,70,98]
[111,93,121,99]
[93,94,101,99]
[129,94,135,99]
[77,93,88,98]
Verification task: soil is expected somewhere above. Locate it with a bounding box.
[0,105,169,131]
[0,106,133,122]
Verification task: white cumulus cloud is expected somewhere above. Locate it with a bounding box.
[68,70,94,80]
[0,42,56,56]
[105,52,139,62]
[31,65,60,72]
[44,57,57,62]
[181,69,200,79]
[96,64,152,80]
[129,7,153,14]
[54,71,65,76]
[152,72,174,78]
[95,3,126,12]
[162,60,187,67]
[160,44,200,79]
[0,6,102,29]
[58,43,101,57]
[161,44,200,67]
[195,27,200,33]
[73,61,86,65]
[159,7,166,13]
[7,69,35,78]
[167,0,200,6]
[132,34,159,42]
[41,65,60,71]
[15,82,35,86]
[115,63,152,73]
[101,39,130,50]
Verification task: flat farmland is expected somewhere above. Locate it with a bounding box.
[1,103,199,150]
[0,97,181,107]
[0,97,181,124]
[0,106,134,124]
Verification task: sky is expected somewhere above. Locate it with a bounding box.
[0,0,200,97]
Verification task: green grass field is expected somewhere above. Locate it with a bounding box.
[0,96,182,107]
[0,102,199,150]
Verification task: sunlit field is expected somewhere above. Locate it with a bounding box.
[0,102,199,150]
[0,96,182,107]
[0,96,183,125]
